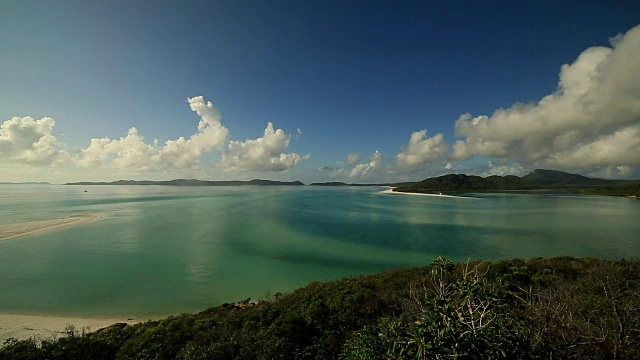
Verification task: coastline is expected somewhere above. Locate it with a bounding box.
[0,214,99,242]
[378,188,478,199]
[0,313,141,342]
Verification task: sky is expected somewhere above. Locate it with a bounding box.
[1,0,640,183]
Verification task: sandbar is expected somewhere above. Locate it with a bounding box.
[0,214,99,242]
[378,188,478,199]
[0,314,140,342]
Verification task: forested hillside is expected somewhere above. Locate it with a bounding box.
[393,169,640,197]
[2,257,638,359]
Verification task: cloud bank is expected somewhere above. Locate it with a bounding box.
[77,96,229,170]
[334,24,640,180]
[2,96,307,180]
[452,24,640,173]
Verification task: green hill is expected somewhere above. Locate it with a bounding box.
[396,173,531,193]
[394,169,640,196]
[522,169,615,187]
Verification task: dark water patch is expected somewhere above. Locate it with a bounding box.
[224,232,414,273]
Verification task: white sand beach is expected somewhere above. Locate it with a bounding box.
[0,314,140,342]
[0,214,99,242]
[378,188,478,199]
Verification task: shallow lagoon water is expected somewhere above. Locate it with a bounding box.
[0,185,638,318]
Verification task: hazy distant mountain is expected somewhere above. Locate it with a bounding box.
[66,179,305,186]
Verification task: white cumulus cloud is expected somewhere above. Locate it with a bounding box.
[452,24,640,172]
[395,129,448,169]
[77,96,229,170]
[349,151,383,177]
[0,116,67,165]
[217,122,308,172]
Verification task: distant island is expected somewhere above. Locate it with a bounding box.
[392,169,640,197]
[62,169,640,196]
[309,182,383,186]
[66,179,305,186]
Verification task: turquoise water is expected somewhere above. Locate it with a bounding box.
[0,185,638,318]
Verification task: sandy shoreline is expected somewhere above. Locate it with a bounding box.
[0,214,99,242]
[378,188,478,199]
[0,314,141,342]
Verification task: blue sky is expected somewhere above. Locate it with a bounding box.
[1,1,639,183]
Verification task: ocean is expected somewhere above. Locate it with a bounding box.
[0,185,638,318]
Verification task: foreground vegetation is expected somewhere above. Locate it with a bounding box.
[2,257,639,359]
